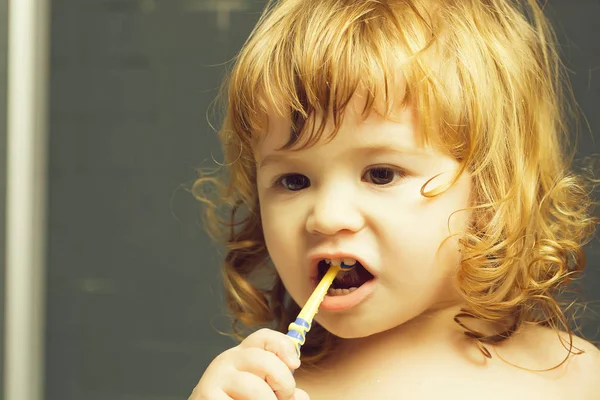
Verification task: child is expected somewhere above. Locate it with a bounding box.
[189,0,600,398]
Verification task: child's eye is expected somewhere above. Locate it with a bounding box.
[363,167,405,185]
[275,174,311,191]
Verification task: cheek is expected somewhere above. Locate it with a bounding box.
[260,203,279,249]
[375,181,470,271]
[261,199,294,235]
[399,175,471,241]
[260,201,300,270]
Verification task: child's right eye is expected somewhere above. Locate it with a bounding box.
[275,174,311,191]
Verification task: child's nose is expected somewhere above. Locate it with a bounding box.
[305,187,365,236]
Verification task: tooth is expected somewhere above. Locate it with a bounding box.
[324,258,331,264]
[326,287,359,297]
[342,258,356,266]
[330,258,342,266]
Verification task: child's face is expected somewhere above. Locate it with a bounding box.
[255,93,472,339]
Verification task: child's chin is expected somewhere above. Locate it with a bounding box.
[317,317,385,340]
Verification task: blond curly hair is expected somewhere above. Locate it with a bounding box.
[192,0,599,371]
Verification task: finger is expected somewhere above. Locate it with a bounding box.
[223,371,278,400]
[187,386,233,400]
[291,388,310,400]
[240,329,301,370]
[235,347,297,399]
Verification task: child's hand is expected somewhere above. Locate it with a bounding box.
[188,328,310,400]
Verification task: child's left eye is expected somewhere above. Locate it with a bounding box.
[362,167,405,185]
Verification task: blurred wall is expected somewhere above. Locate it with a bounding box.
[45,1,266,399]
[0,0,588,399]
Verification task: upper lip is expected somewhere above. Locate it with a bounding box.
[307,251,376,283]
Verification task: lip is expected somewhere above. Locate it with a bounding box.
[307,251,376,283]
[318,278,377,311]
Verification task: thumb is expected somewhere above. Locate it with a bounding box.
[291,388,310,400]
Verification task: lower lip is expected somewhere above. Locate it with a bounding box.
[316,278,377,312]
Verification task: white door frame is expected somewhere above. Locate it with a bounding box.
[4,0,50,399]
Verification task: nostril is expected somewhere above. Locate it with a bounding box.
[305,202,366,236]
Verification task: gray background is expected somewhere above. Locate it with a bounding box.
[0,0,598,399]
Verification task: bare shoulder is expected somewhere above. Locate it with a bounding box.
[507,324,600,398]
[555,328,600,396]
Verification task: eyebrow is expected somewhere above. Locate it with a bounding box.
[258,145,430,169]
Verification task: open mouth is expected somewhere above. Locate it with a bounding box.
[317,259,375,296]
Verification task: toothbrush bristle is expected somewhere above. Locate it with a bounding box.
[340,262,355,270]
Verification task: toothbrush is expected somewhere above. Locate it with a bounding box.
[286,260,355,362]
